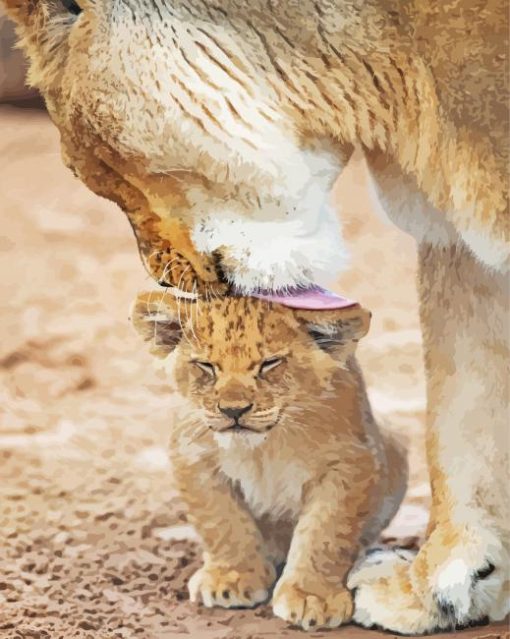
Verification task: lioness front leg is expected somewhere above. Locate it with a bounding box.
[350,244,510,634]
[171,455,276,608]
[272,464,375,631]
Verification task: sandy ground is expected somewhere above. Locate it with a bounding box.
[0,105,507,639]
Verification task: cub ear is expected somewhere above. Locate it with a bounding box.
[294,305,372,353]
[130,291,185,359]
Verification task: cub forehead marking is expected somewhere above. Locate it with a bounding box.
[210,299,267,340]
[196,300,294,366]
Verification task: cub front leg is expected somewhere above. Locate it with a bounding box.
[171,455,276,609]
[272,462,376,630]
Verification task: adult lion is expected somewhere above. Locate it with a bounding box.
[3,0,508,633]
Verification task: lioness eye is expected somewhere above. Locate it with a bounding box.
[259,357,283,375]
[193,361,216,377]
[61,0,82,15]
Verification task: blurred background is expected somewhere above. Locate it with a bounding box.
[0,10,433,638]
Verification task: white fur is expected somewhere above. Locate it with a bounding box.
[435,559,473,618]
[193,200,347,291]
[217,439,311,520]
[191,147,347,292]
[213,430,267,450]
[461,229,510,273]
[430,528,509,624]
[366,159,459,247]
[368,160,509,274]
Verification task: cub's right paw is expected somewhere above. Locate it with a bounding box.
[188,561,276,609]
[272,578,353,630]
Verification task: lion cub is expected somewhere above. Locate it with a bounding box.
[132,291,407,630]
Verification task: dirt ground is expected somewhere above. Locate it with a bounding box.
[0,105,507,639]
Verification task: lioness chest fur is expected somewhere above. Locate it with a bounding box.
[2,0,507,292]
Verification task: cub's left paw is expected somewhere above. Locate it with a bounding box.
[272,579,353,631]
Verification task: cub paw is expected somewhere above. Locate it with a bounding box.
[272,579,353,631]
[188,561,275,609]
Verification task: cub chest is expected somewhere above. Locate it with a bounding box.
[219,451,311,521]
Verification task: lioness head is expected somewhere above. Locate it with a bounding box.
[131,292,370,436]
[3,0,348,293]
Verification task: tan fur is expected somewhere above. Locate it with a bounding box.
[2,1,507,287]
[131,292,407,630]
[3,1,508,631]
[350,245,510,632]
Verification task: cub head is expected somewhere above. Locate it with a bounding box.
[131,291,371,438]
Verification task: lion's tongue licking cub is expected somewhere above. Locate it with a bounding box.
[250,286,358,310]
[131,291,407,631]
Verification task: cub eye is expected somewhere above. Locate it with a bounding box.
[61,0,82,15]
[193,361,216,377]
[259,357,283,375]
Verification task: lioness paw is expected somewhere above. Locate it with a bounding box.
[272,579,353,630]
[349,531,509,634]
[188,562,275,609]
[348,548,425,632]
[433,557,498,625]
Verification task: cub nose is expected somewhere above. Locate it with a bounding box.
[218,403,253,421]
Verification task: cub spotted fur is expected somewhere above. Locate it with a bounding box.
[132,291,407,630]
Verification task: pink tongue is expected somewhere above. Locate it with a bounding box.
[250,287,358,310]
